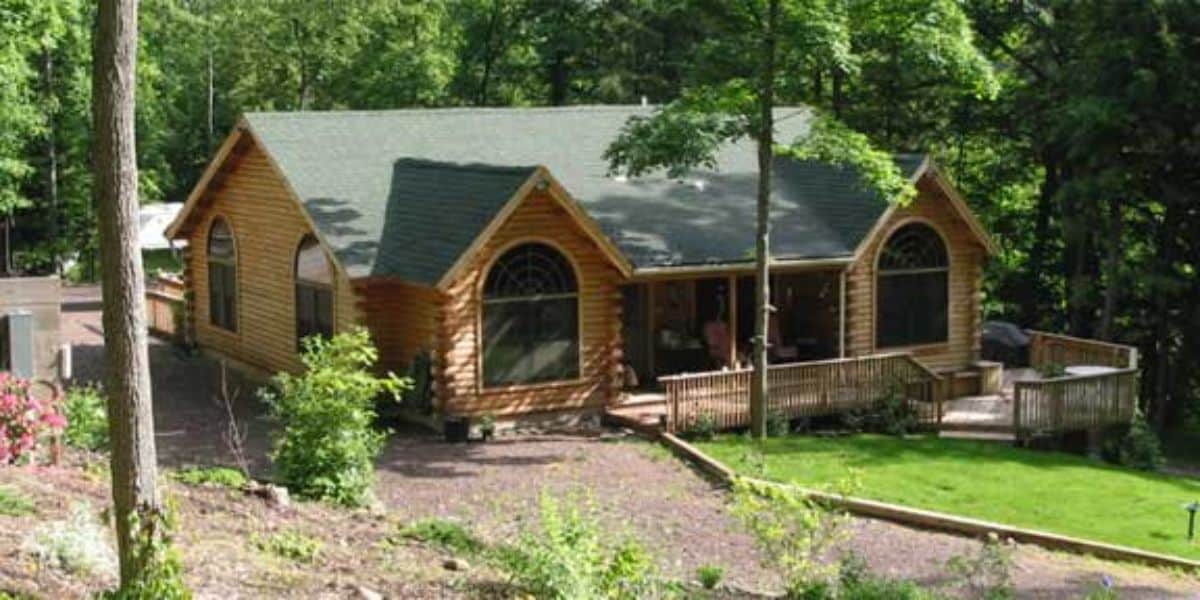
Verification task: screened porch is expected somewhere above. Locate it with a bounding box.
[619,269,845,390]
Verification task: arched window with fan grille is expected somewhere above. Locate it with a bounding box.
[207,217,237,331]
[876,222,949,347]
[294,235,334,346]
[482,242,579,386]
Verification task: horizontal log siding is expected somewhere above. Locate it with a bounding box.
[437,190,623,417]
[357,279,443,377]
[187,142,361,375]
[845,176,985,371]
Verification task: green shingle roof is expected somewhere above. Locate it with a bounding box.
[244,106,925,283]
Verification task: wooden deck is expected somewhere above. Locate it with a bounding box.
[606,330,1141,442]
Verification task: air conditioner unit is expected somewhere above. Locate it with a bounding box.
[3,310,34,378]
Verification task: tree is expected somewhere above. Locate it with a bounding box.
[93,0,168,589]
[605,0,946,438]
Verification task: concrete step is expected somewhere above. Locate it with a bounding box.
[939,429,1016,442]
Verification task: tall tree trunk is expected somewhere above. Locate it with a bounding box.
[478,1,502,106]
[44,45,61,276]
[93,0,161,586]
[1150,203,1178,431]
[1097,197,1121,340]
[1025,152,1057,328]
[750,0,779,439]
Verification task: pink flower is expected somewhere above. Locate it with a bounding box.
[42,412,67,430]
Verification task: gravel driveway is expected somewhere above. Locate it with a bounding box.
[63,300,1199,598]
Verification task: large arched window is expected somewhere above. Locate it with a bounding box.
[876,223,949,347]
[207,218,237,331]
[295,236,334,345]
[482,242,579,386]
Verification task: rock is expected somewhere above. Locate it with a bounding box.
[354,585,383,600]
[442,557,469,571]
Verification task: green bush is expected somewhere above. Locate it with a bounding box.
[696,565,723,590]
[63,384,109,451]
[766,410,790,437]
[945,533,1014,600]
[259,329,408,506]
[730,479,850,597]
[684,412,717,441]
[0,485,34,516]
[844,381,919,436]
[1102,410,1164,471]
[398,518,483,555]
[171,466,248,489]
[255,530,322,564]
[837,553,936,599]
[97,506,191,600]
[494,492,660,599]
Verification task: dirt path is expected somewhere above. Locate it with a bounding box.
[56,306,1200,598]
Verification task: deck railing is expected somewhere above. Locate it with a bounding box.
[1013,368,1138,438]
[1028,330,1138,370]
[659,353,943,433]
[145,276,185,339]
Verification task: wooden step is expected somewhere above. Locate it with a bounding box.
[939,429,1016,442]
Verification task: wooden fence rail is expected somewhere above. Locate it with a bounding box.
[145,276,185,339]
[1028,330,1138,370]
[1013,368,1138,438]
[659,353,943,433]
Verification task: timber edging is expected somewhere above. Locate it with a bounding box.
[656,432,1200,573]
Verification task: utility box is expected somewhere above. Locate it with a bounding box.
[0,277,62,381]
[5,310,34,379]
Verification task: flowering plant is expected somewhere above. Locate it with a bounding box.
[0,372,67,464]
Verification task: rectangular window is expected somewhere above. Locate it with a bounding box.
[483,298,579,386]
[296,285,333,346]
[876,272,948,347]
[208,263,237,331]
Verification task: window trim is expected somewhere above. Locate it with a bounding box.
[293,234,336,349]
[206,215,239,333]
[476,238,585,392]
[872,218,951,351]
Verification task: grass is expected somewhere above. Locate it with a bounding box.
[254,530,322,564]
[171,466,249,489]
[397,518,484,556]
[0,486,35,517]
[695,434,1200,560]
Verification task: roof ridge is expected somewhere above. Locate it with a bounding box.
[245,104,813,119]
[392,157,539,175]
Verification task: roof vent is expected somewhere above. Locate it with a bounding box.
[640,95,648,107]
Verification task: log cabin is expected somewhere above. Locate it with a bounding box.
[165,106,1004,427]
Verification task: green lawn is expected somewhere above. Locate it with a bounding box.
[696,434,1200,560]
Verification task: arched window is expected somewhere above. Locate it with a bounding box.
[876,223,949,347]
[207,218,237,331]
[295,235,334,345]
[482,242,579,386]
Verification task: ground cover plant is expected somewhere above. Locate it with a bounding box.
[697,434,1200,559]
[62,384,109,452]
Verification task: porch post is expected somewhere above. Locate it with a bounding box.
[728,274,738,367]
[838,269,847,358]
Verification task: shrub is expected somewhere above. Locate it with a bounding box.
[171,466,248,489]
[259,329,408,506]
[945,533,1014,600]
[684,412,717,441]
[0,373,66,464]
[838,553,936,599]
[1036,363,1067,379]
[22,502,118,577]
[730,479,850,597]
[844,381,919,436]
[255,530,322,564]
[494,492,660,599]
[766,410,790,437]
[696,565,723,590]
[1102,410,1164,471]
[0,485,34,516]
[398,518,483,555]
[63,384,109,451]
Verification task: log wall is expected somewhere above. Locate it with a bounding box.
[845,175,986,371]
